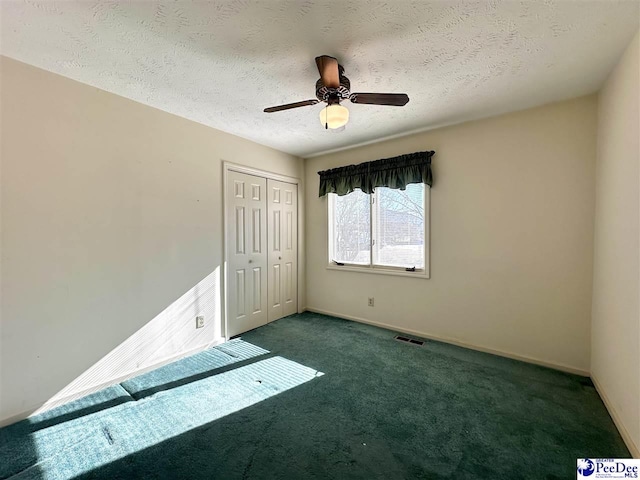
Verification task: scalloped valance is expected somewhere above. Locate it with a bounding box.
[318,150,434,197]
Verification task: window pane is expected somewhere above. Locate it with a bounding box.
[331,190,370,265]
[374,184,425,268]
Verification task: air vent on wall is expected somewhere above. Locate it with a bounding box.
[394,335,425,346]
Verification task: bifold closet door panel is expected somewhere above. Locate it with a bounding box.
[267,179,298,322]
[226,171,268,337]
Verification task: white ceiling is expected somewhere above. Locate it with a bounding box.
[1,1,638,158]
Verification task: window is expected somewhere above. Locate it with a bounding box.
[328,183,429,277]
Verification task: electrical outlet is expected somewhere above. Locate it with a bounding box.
[196,315,205,329]
[368,297,374,307]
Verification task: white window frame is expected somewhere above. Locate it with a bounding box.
[327,186,430,279]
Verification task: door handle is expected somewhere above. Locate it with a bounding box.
[279,256,282,260]
[249,259,253,263]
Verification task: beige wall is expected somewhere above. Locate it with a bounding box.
[0,57,303,423]
[305,95,597,374]
[592,31,640,457]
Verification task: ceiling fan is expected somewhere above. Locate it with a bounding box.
[263,55,409,130]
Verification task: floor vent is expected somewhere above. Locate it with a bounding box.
[394,335,425,346]
[579,377,595,389]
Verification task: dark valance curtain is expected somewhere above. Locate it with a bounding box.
[318,150,434,197]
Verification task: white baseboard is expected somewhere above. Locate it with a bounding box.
[591,374,640,458]
[0,339,225,428]
[304,307,590,376]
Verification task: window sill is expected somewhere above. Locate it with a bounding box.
[326,264,430,279]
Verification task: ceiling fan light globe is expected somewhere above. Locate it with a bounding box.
[319,104,349,129]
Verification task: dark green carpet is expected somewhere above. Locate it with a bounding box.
[0,312,629,479]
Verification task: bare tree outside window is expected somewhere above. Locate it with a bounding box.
[332,189,370,264]
[375,184,424,268]
[329,183,425,269]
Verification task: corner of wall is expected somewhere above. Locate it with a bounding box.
[591,28,640,458]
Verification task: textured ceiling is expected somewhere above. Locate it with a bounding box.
[1,1,638,158]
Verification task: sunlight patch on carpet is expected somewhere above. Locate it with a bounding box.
[12,357,322,480]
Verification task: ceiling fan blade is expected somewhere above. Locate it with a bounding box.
[350,93,410,106]
[315,55,340,89]
[264,99,319,113]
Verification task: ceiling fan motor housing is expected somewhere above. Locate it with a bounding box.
[263,56,409,113]
[316,66,351,104]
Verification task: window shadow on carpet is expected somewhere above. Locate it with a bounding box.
[0,340,309,480]
[0,352,322,480]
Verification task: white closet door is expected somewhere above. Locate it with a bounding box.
[226,171,268,337]
[267,179,298,322]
